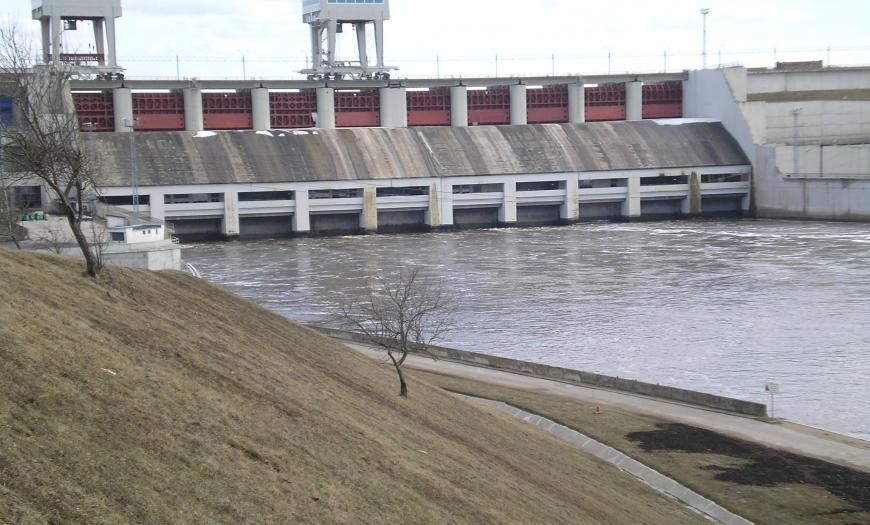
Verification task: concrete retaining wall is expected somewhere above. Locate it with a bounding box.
[315,326,768,418]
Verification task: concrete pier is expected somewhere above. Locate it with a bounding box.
[438,181,455,226]
[315,87,336,129]
[251,88,271,131]
[626,81,643,121]
[149,191,165,221]
[183,88,204,132]
[683,172,702,215]
[567,82,586,124]
[222,191,240,237]
[112,88,133,132]
[362,186,378,232]
[450,86,468,127]
[510,84,527,126]
[425,182,441,227]
[379,87,408,128]
[561,175,580,220]
[500,181,518,223]
[292,190,311,233]
[623,177,641,217]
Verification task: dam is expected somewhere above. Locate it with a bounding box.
[86,121,751,239]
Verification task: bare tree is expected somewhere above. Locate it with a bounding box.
[0,23,103,276]
[336,267,453,398]
[32,220,67,254]
[0,164,22,248]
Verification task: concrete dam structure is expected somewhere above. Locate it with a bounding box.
[88,120,751,239]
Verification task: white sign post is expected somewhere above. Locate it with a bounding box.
[764,383,780,418]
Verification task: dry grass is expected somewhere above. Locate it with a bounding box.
[0,249,705,525]
[412,370,870,525]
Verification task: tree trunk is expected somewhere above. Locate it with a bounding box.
[65,208,100,277]
[396,364,408,398]
[388,351,409,398]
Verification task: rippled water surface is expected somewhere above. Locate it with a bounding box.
[183,219,870,440]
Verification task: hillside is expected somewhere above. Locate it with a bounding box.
[0,249,703,524]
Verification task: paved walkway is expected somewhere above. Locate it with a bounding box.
[347,343,870,473]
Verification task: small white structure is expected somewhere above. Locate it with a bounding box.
[101,208,181,271]
[300,0,395,80]
[105,213,165,244]
[32,0,123,76]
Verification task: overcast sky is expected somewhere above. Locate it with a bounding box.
[4,0,870,79]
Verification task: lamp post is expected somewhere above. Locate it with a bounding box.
[700,8,711,69]
[122,118,140,222]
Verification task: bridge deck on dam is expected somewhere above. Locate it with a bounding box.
[87,121,747,186]
[85,121,752,237]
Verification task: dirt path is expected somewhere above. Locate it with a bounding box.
[347,343,870,473]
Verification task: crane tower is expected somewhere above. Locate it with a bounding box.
[300,0,396,80]
[32,0,124,79]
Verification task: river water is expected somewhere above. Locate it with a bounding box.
[182,219,870,441]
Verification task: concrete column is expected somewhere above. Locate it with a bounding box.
[183,88,203,132]
[561,175,579,221]
[361,186,378,232]
[622,177,641,218]
[374,19,385,68]
[112,88,133,133]
[50,16,61,65]
[510,84,527,126]
[425,182,441,227]
[148,192,165,221]
[356,23,368,69]
[41,19,50,63]
[379,87,408,128]
[450,86,468,127]
[439,180,454,226]
[315,87,335,129]
[682,172,702,215]
[293,190,311,233]
[222,191,240,237]
[105,17,118,68]
[499,181,517,223]
[567,82,586,124]
[626,81,643,121]
[93,20,106,65]
[251,88,271,131]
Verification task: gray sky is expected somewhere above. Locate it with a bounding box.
[5,0,870,79]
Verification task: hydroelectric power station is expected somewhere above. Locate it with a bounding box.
[5,0,870,241]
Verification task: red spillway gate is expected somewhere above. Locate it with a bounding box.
[585,84,626,122]
[133,92,185,131]
[468,88,510,126]
[407,89,450,126]
[527,86,569,124]
[73,92,114,132]
[335,90,380,127]
[270,91,316,129]
[203,91,253,130]
[642,82,683,119]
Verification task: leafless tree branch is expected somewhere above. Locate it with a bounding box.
[0,22,103,276]
[335,267,454,398]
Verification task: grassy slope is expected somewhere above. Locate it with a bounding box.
[413,370,870,525]
[0,250,704,525]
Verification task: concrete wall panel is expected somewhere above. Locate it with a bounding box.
[85,121,748,187]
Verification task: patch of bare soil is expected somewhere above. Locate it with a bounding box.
[627,423,870,518]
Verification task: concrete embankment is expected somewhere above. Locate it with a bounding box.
[312,326,768,418]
